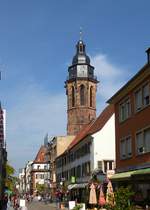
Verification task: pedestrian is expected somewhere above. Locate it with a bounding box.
[13,194,19,210]
[2,193,8,210]
[7,199,14,210]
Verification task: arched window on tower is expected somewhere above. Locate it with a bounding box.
[90,86,93,107]
[80,84,85,106]
[72,86,75,107]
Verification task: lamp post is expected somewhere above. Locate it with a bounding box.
[92,169,106,183]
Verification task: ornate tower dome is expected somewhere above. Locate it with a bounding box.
[72,40,90,65]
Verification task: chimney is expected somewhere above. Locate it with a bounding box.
[146,47,150,64]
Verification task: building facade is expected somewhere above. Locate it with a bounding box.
[0,107,7,206]
[18,168,26,194]
[25,161,33,194]
[108,48,150,201]
[30,146,50,194]
[65,39,99,136]
[56,105,115,203]
[45,136,74,196]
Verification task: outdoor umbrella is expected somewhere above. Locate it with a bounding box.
[99,186,106,207]
[106,181,115,206]
[89,183,97,204]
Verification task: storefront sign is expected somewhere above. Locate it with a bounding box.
[71,176,76,183]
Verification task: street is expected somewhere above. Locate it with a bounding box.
[27,201,58,210]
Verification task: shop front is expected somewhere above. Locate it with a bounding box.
[68,182,89,203]
[110,168,150,206]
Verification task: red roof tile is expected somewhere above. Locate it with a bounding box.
[34,145,47,163]
[88,104,114,135]
[67,104,114,150]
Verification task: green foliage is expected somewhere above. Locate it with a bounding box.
[36,183,45,193]
[6,164,15,175]
[106,186,134,210]
[5,163,17,191]
[73,204,83,210]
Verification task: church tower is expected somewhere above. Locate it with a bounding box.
[65,37,99,135]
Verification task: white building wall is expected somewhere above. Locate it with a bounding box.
[3,109,6,146]
[92,114,115,170]
[33,163,49,170]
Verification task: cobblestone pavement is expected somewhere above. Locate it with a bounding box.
[27,201,58,210]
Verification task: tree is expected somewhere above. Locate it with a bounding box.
[106,186,134,210]
[5,163,17,192]
[36,183,45,194]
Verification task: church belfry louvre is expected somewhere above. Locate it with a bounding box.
[65,37,99,135]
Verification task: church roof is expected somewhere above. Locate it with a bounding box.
[67,104,114,150]
[34,145,47,163]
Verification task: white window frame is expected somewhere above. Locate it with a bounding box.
[134,82,150,112]
[120,135,132,160]
[136,126,150,155]
[119,97,131,122]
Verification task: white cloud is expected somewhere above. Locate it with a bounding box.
[7,83,67,171]
[92,54,122,78]
[91,53,131,112]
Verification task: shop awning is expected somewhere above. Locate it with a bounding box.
[110,170,137,180]
[68,184,77,190]
[132,168,150,175]
[73,183,88,189]
[111,168,150,181]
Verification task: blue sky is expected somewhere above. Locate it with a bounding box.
[0,0,150,172]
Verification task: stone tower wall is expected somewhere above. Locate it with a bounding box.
[66,79,97,135]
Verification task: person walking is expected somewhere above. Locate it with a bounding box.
[2,194,8,210]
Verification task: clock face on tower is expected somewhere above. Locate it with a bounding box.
[77,65,87,77]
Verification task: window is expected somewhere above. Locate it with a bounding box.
[80,85,85,106]
[143,84,150,106]
[90,86,93,107]
[76,165,81,178]
[135,89,142,111]
[135,83,150,111]
[72,86,75,107]
[120,136,132,159]
[82,163,85,176]
[119,98,131,122]
[104,161,107,173]
[37,165,40,170]
[97,161,102,170]
[136,127,150,155]
[86,162,91,175]
[109,161,113,170]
